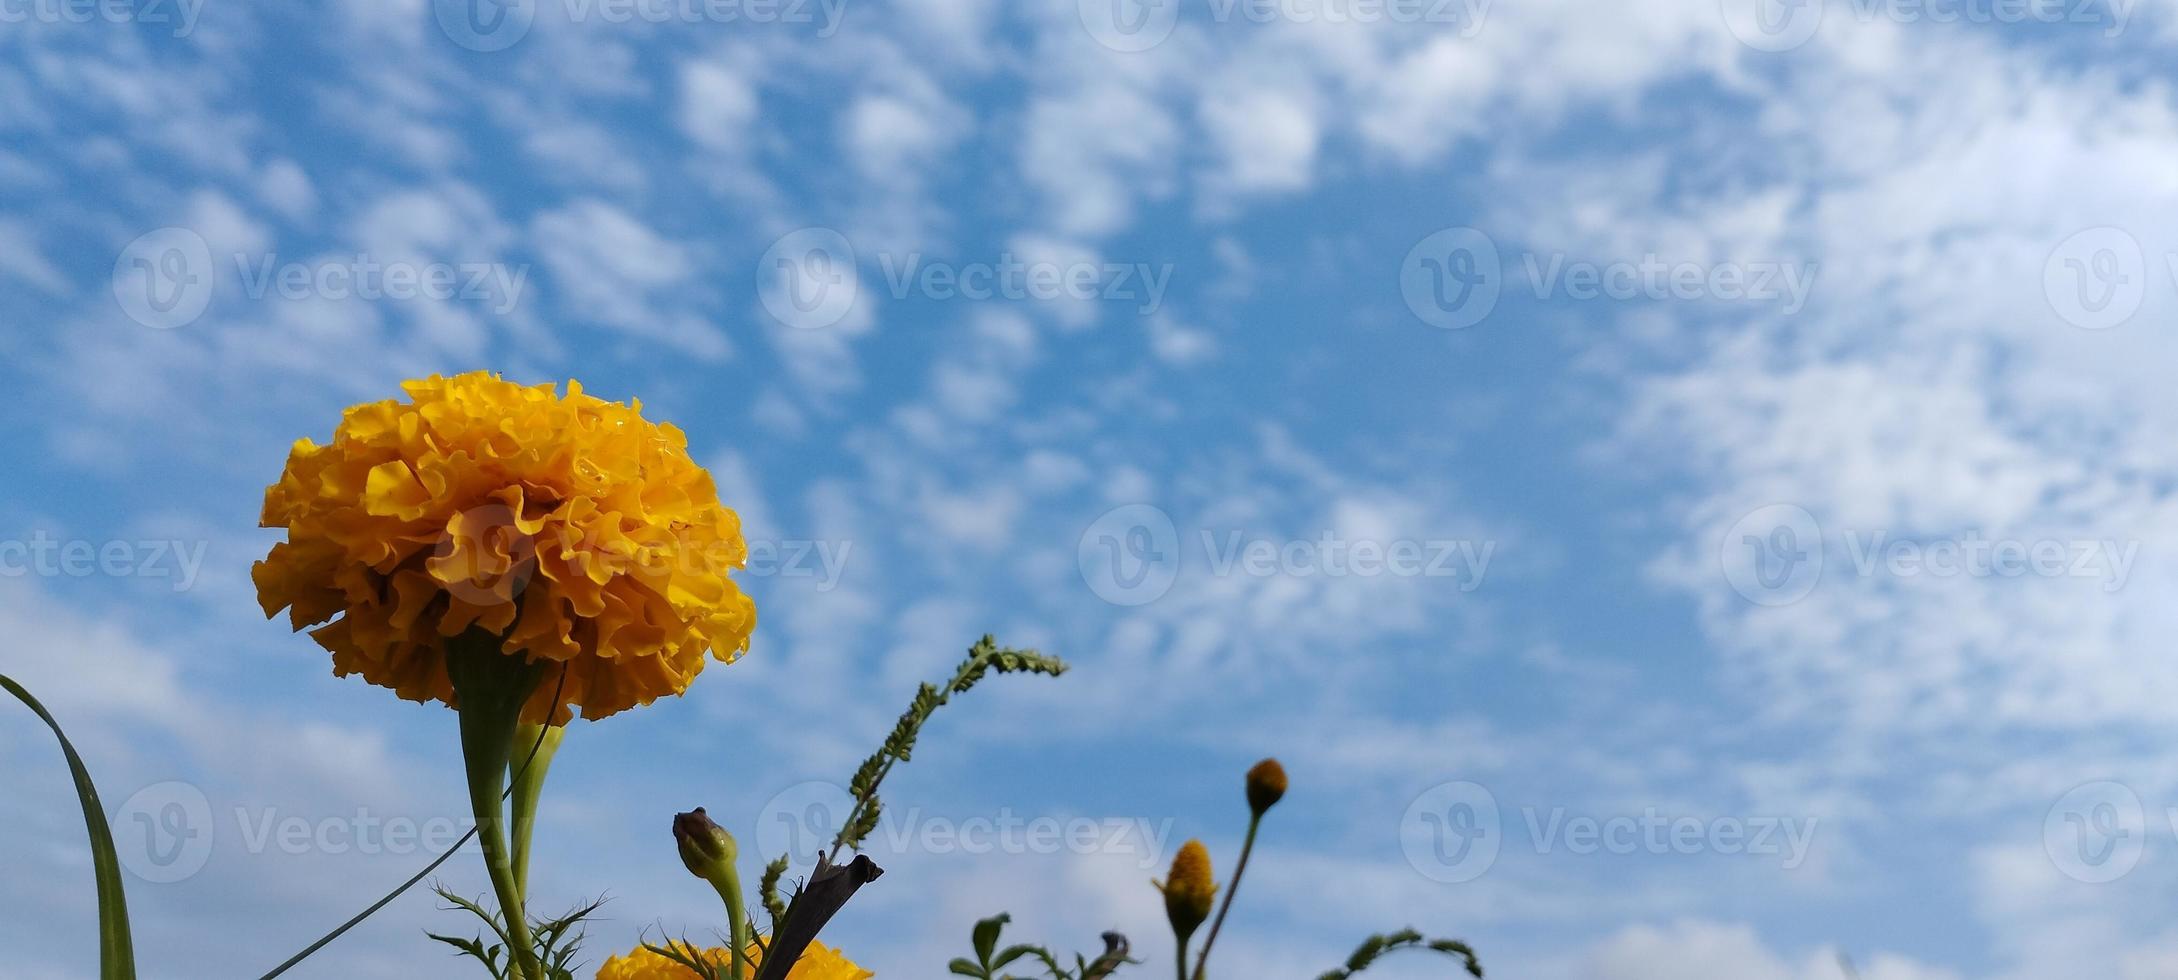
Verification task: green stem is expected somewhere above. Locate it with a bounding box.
[1174,943,1190,980]
[508,721,563,899]
[448,632,546,980]
[1189,815,1260,980]
[713,862,751,980]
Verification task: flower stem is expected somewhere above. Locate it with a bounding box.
[712,863,751,980]
[1189,814,1261,980]
[508,721,563,899]
[448,632,546,980]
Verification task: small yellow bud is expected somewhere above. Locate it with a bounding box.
[1246,758,1287,816]
[674,808,738,885]
[1156,839,1218,940]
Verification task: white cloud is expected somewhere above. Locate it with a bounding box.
[257,159,316,222]
[532,198,730,358]
[0,218,68,293]
[1577,920,1957,980]
[678,59,760,152]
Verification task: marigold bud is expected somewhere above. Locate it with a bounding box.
[1246,758,1287,816]
[674,808,738,884]
[1156,839,1218,940]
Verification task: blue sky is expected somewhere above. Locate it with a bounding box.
[2,1,2175,977]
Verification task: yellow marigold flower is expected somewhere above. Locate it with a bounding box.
[595,939,871,980]
[1156,838,1218,939]
[254,372,757,723]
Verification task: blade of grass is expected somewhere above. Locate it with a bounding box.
[2,673,137,980]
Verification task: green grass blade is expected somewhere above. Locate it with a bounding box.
[2,673,138,980]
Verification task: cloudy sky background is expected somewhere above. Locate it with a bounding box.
[3,0,2175,977]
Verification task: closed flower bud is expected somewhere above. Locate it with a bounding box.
[674,808,738,884]
[1156,839,1218,940]
[1246,758,1287,816]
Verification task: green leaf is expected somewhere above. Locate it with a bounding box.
[994,943,1066,978]
[974,912,1010,964]
[1,674,136,980]
[1314,928,1482,979]
[948,958,987,978]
